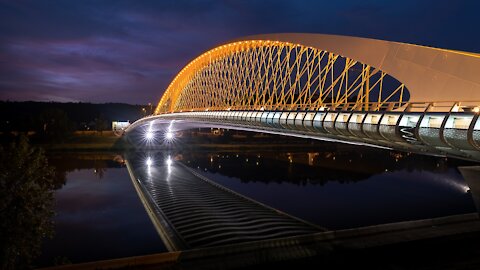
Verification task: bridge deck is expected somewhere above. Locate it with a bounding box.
[125,152,323,251]
[137,110,480,162]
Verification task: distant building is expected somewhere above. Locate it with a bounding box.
[112,121,130,133]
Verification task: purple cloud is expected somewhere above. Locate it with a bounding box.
[0,0,479,104]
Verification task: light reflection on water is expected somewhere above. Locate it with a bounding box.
[419,171,470,193]
[38,146,477,266]
[36,154,166,267]
[213,166,475,230]
[126,147,476,231]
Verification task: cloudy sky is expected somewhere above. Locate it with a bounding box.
[1,0,479,104]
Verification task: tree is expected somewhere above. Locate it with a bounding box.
[0,135,59,269]
[36,108,74,142]
[94,114,109,134]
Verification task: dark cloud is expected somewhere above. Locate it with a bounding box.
[0,0,479,104]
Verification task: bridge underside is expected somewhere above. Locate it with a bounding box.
[127,110,480,162]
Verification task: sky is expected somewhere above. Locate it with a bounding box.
[1,0,479,105]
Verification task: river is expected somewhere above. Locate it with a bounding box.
[36,140,477,267]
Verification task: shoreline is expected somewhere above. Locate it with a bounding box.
[29,131,349,152]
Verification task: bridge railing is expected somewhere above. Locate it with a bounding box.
[167,101,480,114]
[150,105,480,162]
[173,102,408,113]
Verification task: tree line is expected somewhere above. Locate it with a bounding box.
[0,101,148,141]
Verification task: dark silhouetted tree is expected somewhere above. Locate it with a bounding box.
[37,108,74,142]
[0,135,59,269]
[94,114,109,134]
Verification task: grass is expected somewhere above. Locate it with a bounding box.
[38,131,127,151]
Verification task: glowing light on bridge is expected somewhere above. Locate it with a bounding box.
[145,131,154,140]
[164,121,176,142]
[144,122,155,142]
[141,120,177,144]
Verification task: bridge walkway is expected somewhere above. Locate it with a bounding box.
[147,110,480,162]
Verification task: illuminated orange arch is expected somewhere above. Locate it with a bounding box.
[156,33,480,114]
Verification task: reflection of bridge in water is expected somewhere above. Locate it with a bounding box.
[125,152,323,251]
[120,152,480,270]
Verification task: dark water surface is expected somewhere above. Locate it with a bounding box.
[36,142,477,266]
[36,153,166,267]
[141,146,476,230]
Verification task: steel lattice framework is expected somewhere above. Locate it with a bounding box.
[156,40,409,114]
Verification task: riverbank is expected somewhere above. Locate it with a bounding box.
[38,213,480,270]
[29,131,340,151]
[35,131,127,151]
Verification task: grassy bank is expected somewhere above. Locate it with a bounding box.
[37,131,128,151]
[34,131,351,151]
[25,130,366,152]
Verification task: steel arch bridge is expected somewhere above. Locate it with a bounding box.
[156,33,480,114]
[157,39,408,113]
[128,33,480,162]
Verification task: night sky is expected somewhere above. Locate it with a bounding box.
[1,0,479,105]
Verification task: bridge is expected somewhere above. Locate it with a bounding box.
[126,33,480,162]
[45,34,480,270]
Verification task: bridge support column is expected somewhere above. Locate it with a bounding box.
[459,166,480,216]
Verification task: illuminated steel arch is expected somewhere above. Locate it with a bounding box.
[156,34,480,114]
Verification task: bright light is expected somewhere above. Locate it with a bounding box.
[165,156,173,175]
[143,121,156,141]
[146,157,153,166]
[163,121,175,142]
[145,131,154,140]
[473,107,480,113]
